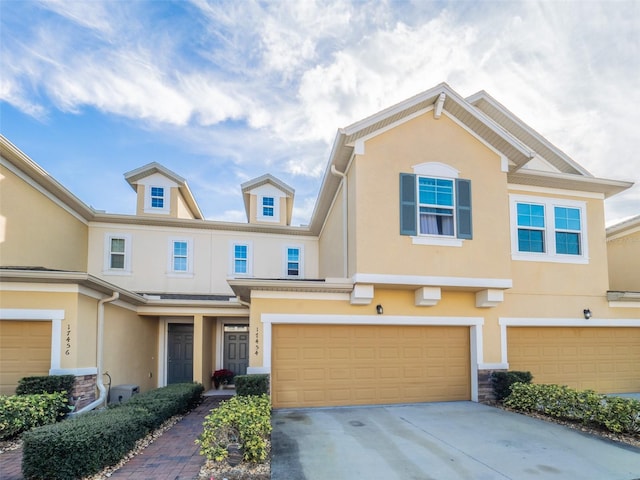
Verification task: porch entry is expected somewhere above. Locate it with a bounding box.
[167,323,193,384]
[224,325,249,376]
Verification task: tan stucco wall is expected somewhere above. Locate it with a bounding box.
[0,165,88,271]
[103,304,158,393]
[87,223,319,293]
[318,182,347,278]
[607,227,640,291]
[351,112,512,280]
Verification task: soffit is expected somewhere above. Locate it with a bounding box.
[508,170,633,198]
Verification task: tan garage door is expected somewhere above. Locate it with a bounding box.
[0,320,51,395]
[272,324,470,408]
[508,327,640,393]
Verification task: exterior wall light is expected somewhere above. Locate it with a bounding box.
[376,304,383,315]
[583,308,592,319]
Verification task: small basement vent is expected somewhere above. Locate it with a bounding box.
[109,384,140,404]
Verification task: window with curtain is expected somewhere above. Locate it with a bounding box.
[418,177,454,236]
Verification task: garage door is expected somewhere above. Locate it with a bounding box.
[508,327,640,393]
[0,320,51,395]
[272,324,470,408]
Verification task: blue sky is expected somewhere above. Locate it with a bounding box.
[1,0,638,225]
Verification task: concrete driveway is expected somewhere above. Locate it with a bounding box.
[271,402,640,480]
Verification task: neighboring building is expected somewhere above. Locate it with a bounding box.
[607,214,640,301]
[1,83,639,409]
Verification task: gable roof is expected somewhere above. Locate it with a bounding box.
[308,82,633,234]
[124,162,204,219]
[241,173,295,224]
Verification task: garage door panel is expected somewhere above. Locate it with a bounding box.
[0,321,52,395]
[272,325,470,408]
[508,327,640,394]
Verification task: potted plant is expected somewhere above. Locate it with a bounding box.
[212,369,235,389]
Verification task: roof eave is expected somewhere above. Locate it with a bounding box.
[508,169,633,198]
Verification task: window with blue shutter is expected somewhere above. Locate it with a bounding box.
[399,173,472,240]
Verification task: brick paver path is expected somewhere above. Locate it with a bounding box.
[0,395,226,480]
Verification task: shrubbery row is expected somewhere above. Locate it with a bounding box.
[505,383,640,435]
[197,394,271,463]
[490,371,533,401]
[22,382,204,480]
[234,374,269,396]
[0,392,70,440]
[16,375,76,396]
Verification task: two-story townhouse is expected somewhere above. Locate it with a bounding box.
[1,82,639,410]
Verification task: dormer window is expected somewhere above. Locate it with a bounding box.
[262,197,275,217]
[258,195,279,222]
[150,187,165,208]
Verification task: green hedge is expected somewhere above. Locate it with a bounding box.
[490,371,533,401]
[234,374,269,396]
[197,394,271,463]
[22,383,204,480]
[505,383,640,436]
[0,392,69,440]
[16,375,76,396]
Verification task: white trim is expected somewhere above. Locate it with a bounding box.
[0,309,64,371]
[144,184,171,214]
[50,367,98,376]
[509,194,589,264]
[412,162,459,178]
[508,183,604,199]
[352,273,512,290]
[257,195,280,223]
[478,363,509,370]
[411,236,463,247]
[0,282,80,293]
[167,237,194,275]
[230,240,253,276]
[609,301,640,308]
[498,317,640,369]
[158,317,194,387]
[260,313,484,402]
[250,291,351,301]
[103,233,132,274]
[282,244,304,278]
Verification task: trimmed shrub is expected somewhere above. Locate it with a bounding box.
[505,383,640,436]
[22,407,152,480]
[21,382,204,480]
[198,394,271,463]
[234,374,269,396]
[490,371,533,401]
[0,392,69,440]
[16,375,76,396]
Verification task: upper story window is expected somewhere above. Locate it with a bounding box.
[510,194,587,264]
[285,246,303,277]
[104,234,132,274]
[262,197,274,217]
[257,195,279,222]
[400,167,472,246]
[231,242,252,275]
[150,187,165,208]
[168,238,193,275]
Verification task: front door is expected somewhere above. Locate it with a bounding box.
[224,327,249,376]
[167,324,193,384]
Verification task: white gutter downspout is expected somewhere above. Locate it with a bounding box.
[74,292,119,415]
[330,165,348,277]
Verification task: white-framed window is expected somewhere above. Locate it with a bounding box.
[103,234,132,274]
[510,194,588,263]
[144,184,170,214]
[167,238,193,275]
[257,195,280,222]
[231,242,252,276]
[400,168,472,246]
[284,246,303,277]
[151,186,165,208]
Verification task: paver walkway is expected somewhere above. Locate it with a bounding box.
[0,392,231,480]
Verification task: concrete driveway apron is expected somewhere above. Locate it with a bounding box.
[271,402,640,480]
